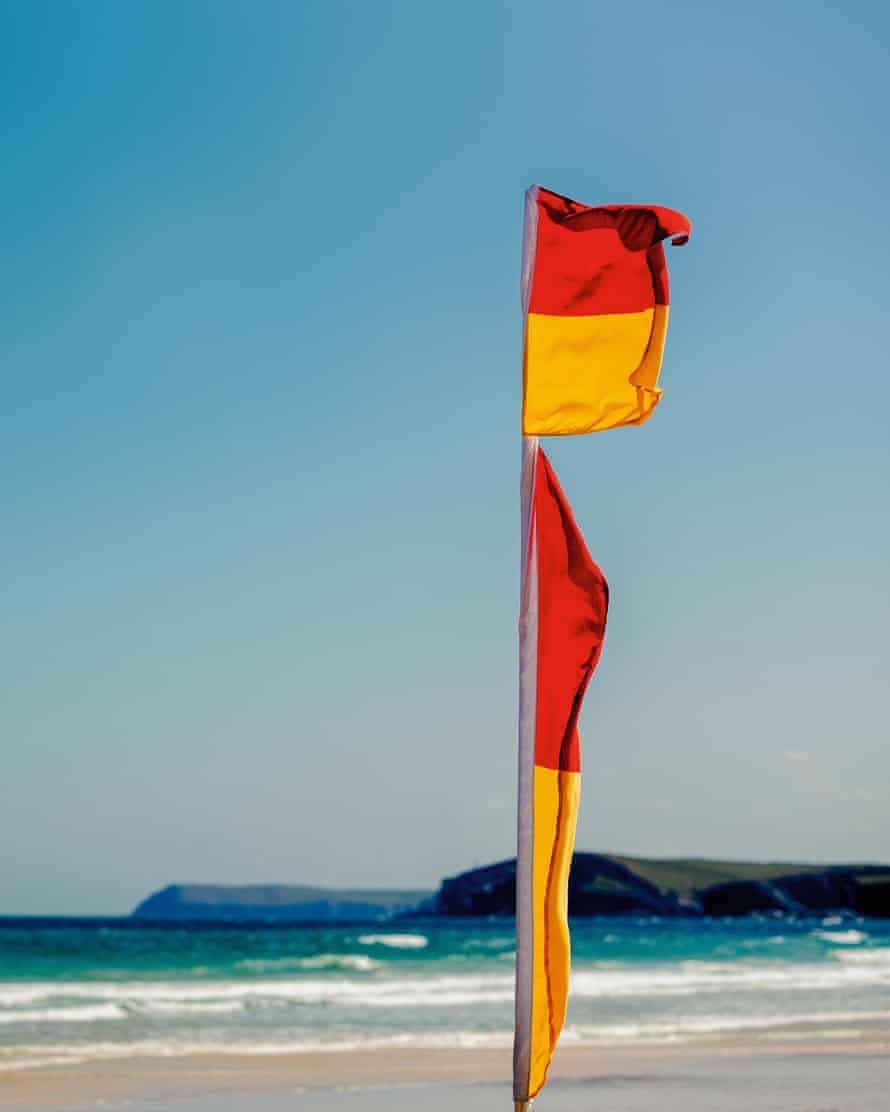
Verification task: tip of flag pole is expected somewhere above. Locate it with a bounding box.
[515,1102,531,1112]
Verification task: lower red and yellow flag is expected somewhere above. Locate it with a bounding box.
[514,438,609,1107]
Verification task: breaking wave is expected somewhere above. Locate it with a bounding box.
[2,953,889,1015]
[357,934,429,949]
[238,954,380,973]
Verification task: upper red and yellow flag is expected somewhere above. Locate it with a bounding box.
[521,185,690,436]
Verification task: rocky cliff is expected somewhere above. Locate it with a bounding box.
[433,855,890,918]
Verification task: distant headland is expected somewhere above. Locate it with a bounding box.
[131,853,890,922]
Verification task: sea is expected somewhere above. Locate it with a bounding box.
[1,915,889,1073]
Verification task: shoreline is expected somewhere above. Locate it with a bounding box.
[4,1028,890,1110]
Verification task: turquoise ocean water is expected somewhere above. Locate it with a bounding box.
[1,917,889,1072]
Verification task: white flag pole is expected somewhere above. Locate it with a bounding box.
[513,185,540,1109]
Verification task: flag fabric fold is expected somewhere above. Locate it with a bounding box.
[513,438,609,1104]
[521,185,690,436]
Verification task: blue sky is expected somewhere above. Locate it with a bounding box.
[2,1,889,914]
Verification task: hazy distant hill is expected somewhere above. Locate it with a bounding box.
[132,884,433,922]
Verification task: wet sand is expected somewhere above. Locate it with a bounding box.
[4,1029,890,1110]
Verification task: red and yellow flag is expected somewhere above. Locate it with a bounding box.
[522,186,690,435]
[514,186,688,1108]
[514,439,609,1105]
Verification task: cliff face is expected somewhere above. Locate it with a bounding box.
[433,856,890,919]
[696,868,890,917]
[435,854,687,917]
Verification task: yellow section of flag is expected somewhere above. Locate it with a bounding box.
[528,764,581,1096]
[521,185,689,436]
[523,307,669,435]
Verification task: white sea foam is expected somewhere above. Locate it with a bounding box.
[0,1032,513,1071]
[299,954,380,971]
[836,947,890,965]
[459,936,514,952]
[0,987,54,1007]
[815,929,866,945]
[0,1004,125,1026]
[238,954,380,973]
[3,1008,890,1072]
[134,1000,245,1016]
[569,956,890,998]
[358,934,428,949]
[0,1031,541,1073]
[0,975,512,1010]
[0,1053,94,1072]
[1,951,889,1015]
[567,1009,890,1042]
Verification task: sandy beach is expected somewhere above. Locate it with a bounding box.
[4,1029,890,1111]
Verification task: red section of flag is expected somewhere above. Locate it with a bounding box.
[533,448,609,772]
[528,187,690,316]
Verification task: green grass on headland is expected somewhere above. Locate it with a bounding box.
[610,856,847,899]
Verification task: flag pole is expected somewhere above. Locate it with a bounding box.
[514,186,540,1109]
[514,434,537,1108]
